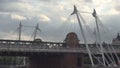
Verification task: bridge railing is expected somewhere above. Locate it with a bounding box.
[0,39,119,54]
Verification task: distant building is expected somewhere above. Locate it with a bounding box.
[112,33,120,45]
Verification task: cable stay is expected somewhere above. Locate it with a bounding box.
[64,15,77,33]
[107,44,117,66]
[107,47,115,66]
[92,54,104,65]
[110,44,120,65]
[95,16,120,64]
[78,11,92,14]
[78,12,95,39]
[92,9,106,66]
[5,22,43,67]
[92,9,120,67]
[77,11,113,66]
[93,28,110,66]
[22,25,35,28]
[94,16,110,35]
[92,9,114,66]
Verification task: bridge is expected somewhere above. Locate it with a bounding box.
[0,39,119,56]
[0,32,119,68]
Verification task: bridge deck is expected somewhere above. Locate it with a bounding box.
[0,39,119,55]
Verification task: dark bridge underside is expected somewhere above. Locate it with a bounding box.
[0,51,65,56]
[1,51,120,57]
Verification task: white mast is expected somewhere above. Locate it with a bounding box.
[33,23,41,40]
[94,28,99,45]
[18,21,22,41]
[71,5,94,66]
[92,9,106,66]
[18,22,27,67]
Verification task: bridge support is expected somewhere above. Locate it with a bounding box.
[78,54,84,68]
[28,54,63,68]
[28,32,84,68]
[63,32,84,68]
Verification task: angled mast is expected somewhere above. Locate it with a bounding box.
[18,22,41,40]
[71,5,94,66]
[18,21,22,41]
[33,23,41,40]
[92,9,106,66]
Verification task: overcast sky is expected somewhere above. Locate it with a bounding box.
[0,0,120,43]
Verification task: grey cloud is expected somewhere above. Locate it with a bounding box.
[112,1,120,13]
[98,15,120,43]
[84,0,92,3]
[0,1,25,13]
[37,0,51,2]
[0,4,22,13]
[0,0,119,43]
[115,5,120,12]
[35,0,59,2]
[0,0,23,3]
